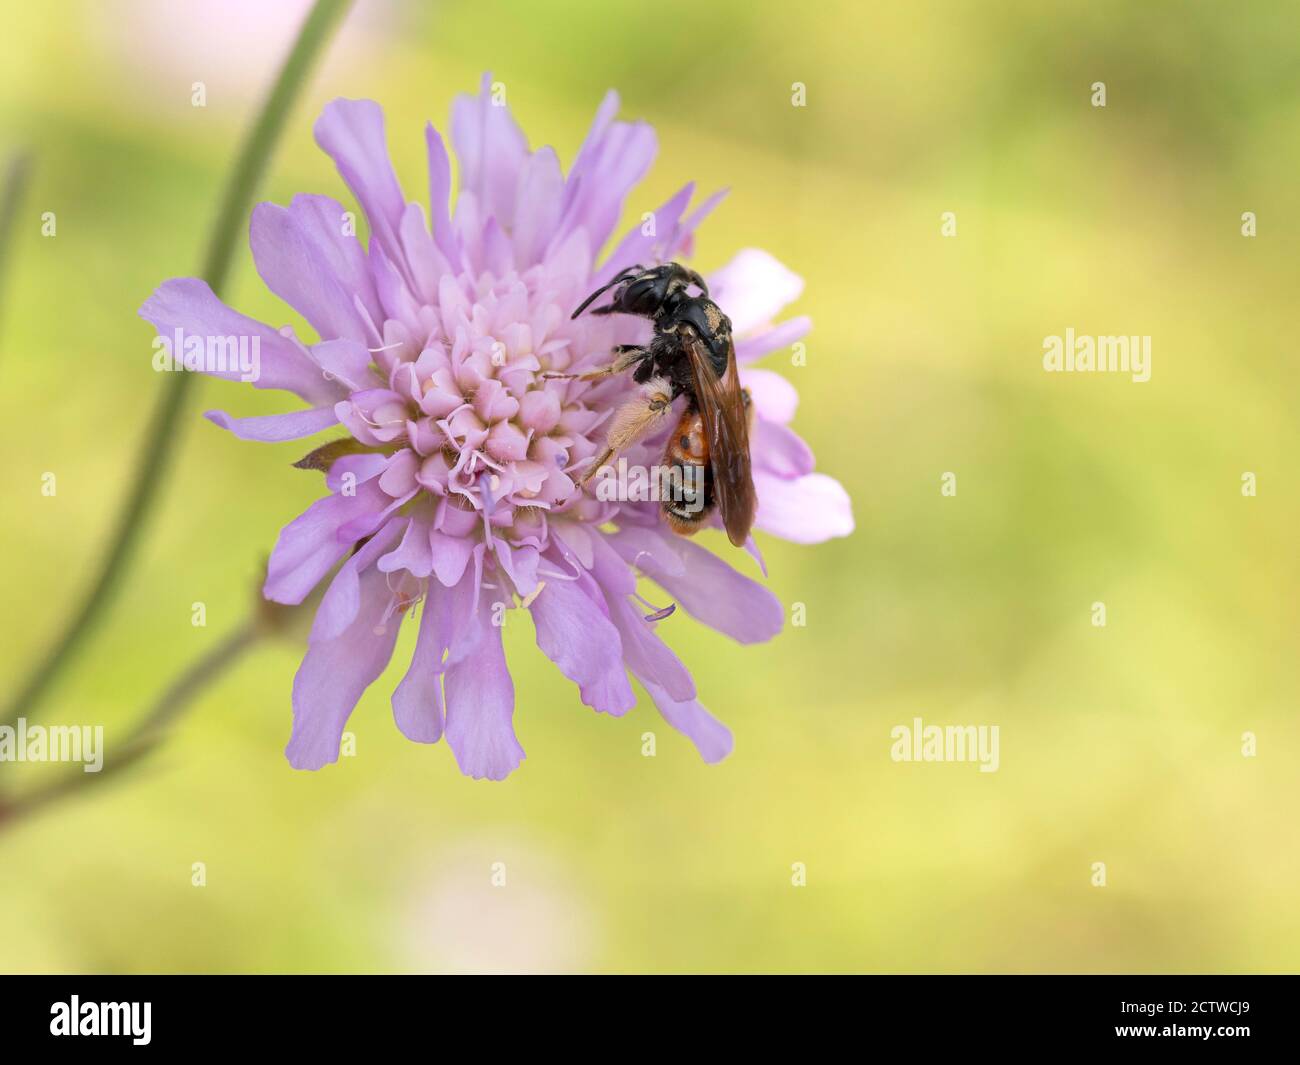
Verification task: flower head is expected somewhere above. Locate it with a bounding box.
[141,75,852,780]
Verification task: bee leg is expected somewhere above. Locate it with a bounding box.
[579,377,675,486]
[542,345,647,382]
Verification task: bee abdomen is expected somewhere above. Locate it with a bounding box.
[660,408,714,535]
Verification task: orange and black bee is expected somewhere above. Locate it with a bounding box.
[552,262,757,547]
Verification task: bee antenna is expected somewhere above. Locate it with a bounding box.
[570,266,641,319]
[570,283,617,319]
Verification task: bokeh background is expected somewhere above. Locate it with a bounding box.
[1,0,1297,973]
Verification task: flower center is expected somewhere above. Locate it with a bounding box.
[356,268,632,546]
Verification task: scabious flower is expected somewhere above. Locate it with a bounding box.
[140,76,852,780]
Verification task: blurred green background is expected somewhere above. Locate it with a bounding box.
[1,0,1297,973]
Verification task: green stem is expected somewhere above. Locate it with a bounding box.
[0,621,263,829]
[1,0,351,729]
[0,152,33,349]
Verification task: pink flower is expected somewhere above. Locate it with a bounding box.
[140,76,852,780]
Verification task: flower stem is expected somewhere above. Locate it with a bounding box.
[0,151,33,350]
[1,0,352,729]
[0,620,263,830]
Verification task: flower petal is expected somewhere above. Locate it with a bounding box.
[735,315,811,364]
[140,278,337,403]
[708,248,804,336]
[751,418,815,480]
[313,338,376,393]
[493,541,539,597]
[314,98,411,286]
[429,528,475,587]
[310,517,405,643]
[605,524,684,579]
[590,533,695,702]
[554,89,656,257]
[593,181,694,286]
[263,477,390,604]
[204,405,338,442]
[740,367,799,423]
[451,73,530,234]
[443,584,524,781]
[286,560,404,770]
[512,147,564,268]
[530,573,635,716]
[755,471,854,544]
[327,453,387,493]
[609,527,783,644]
[398,202,446,305]
[664,186,728,260]
[379,514,434,577]
[391,578,453,743]
[249,197,374,344]
[639,677,733,764]
[425,123,462,270]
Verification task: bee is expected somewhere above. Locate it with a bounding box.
[549,262,757,547]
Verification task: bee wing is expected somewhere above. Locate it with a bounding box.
[682,332,756,546]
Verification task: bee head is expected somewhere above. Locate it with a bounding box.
[572,262,708,320]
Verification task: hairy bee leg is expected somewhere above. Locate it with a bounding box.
[579,376,674,486]
[541,345,647,382]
